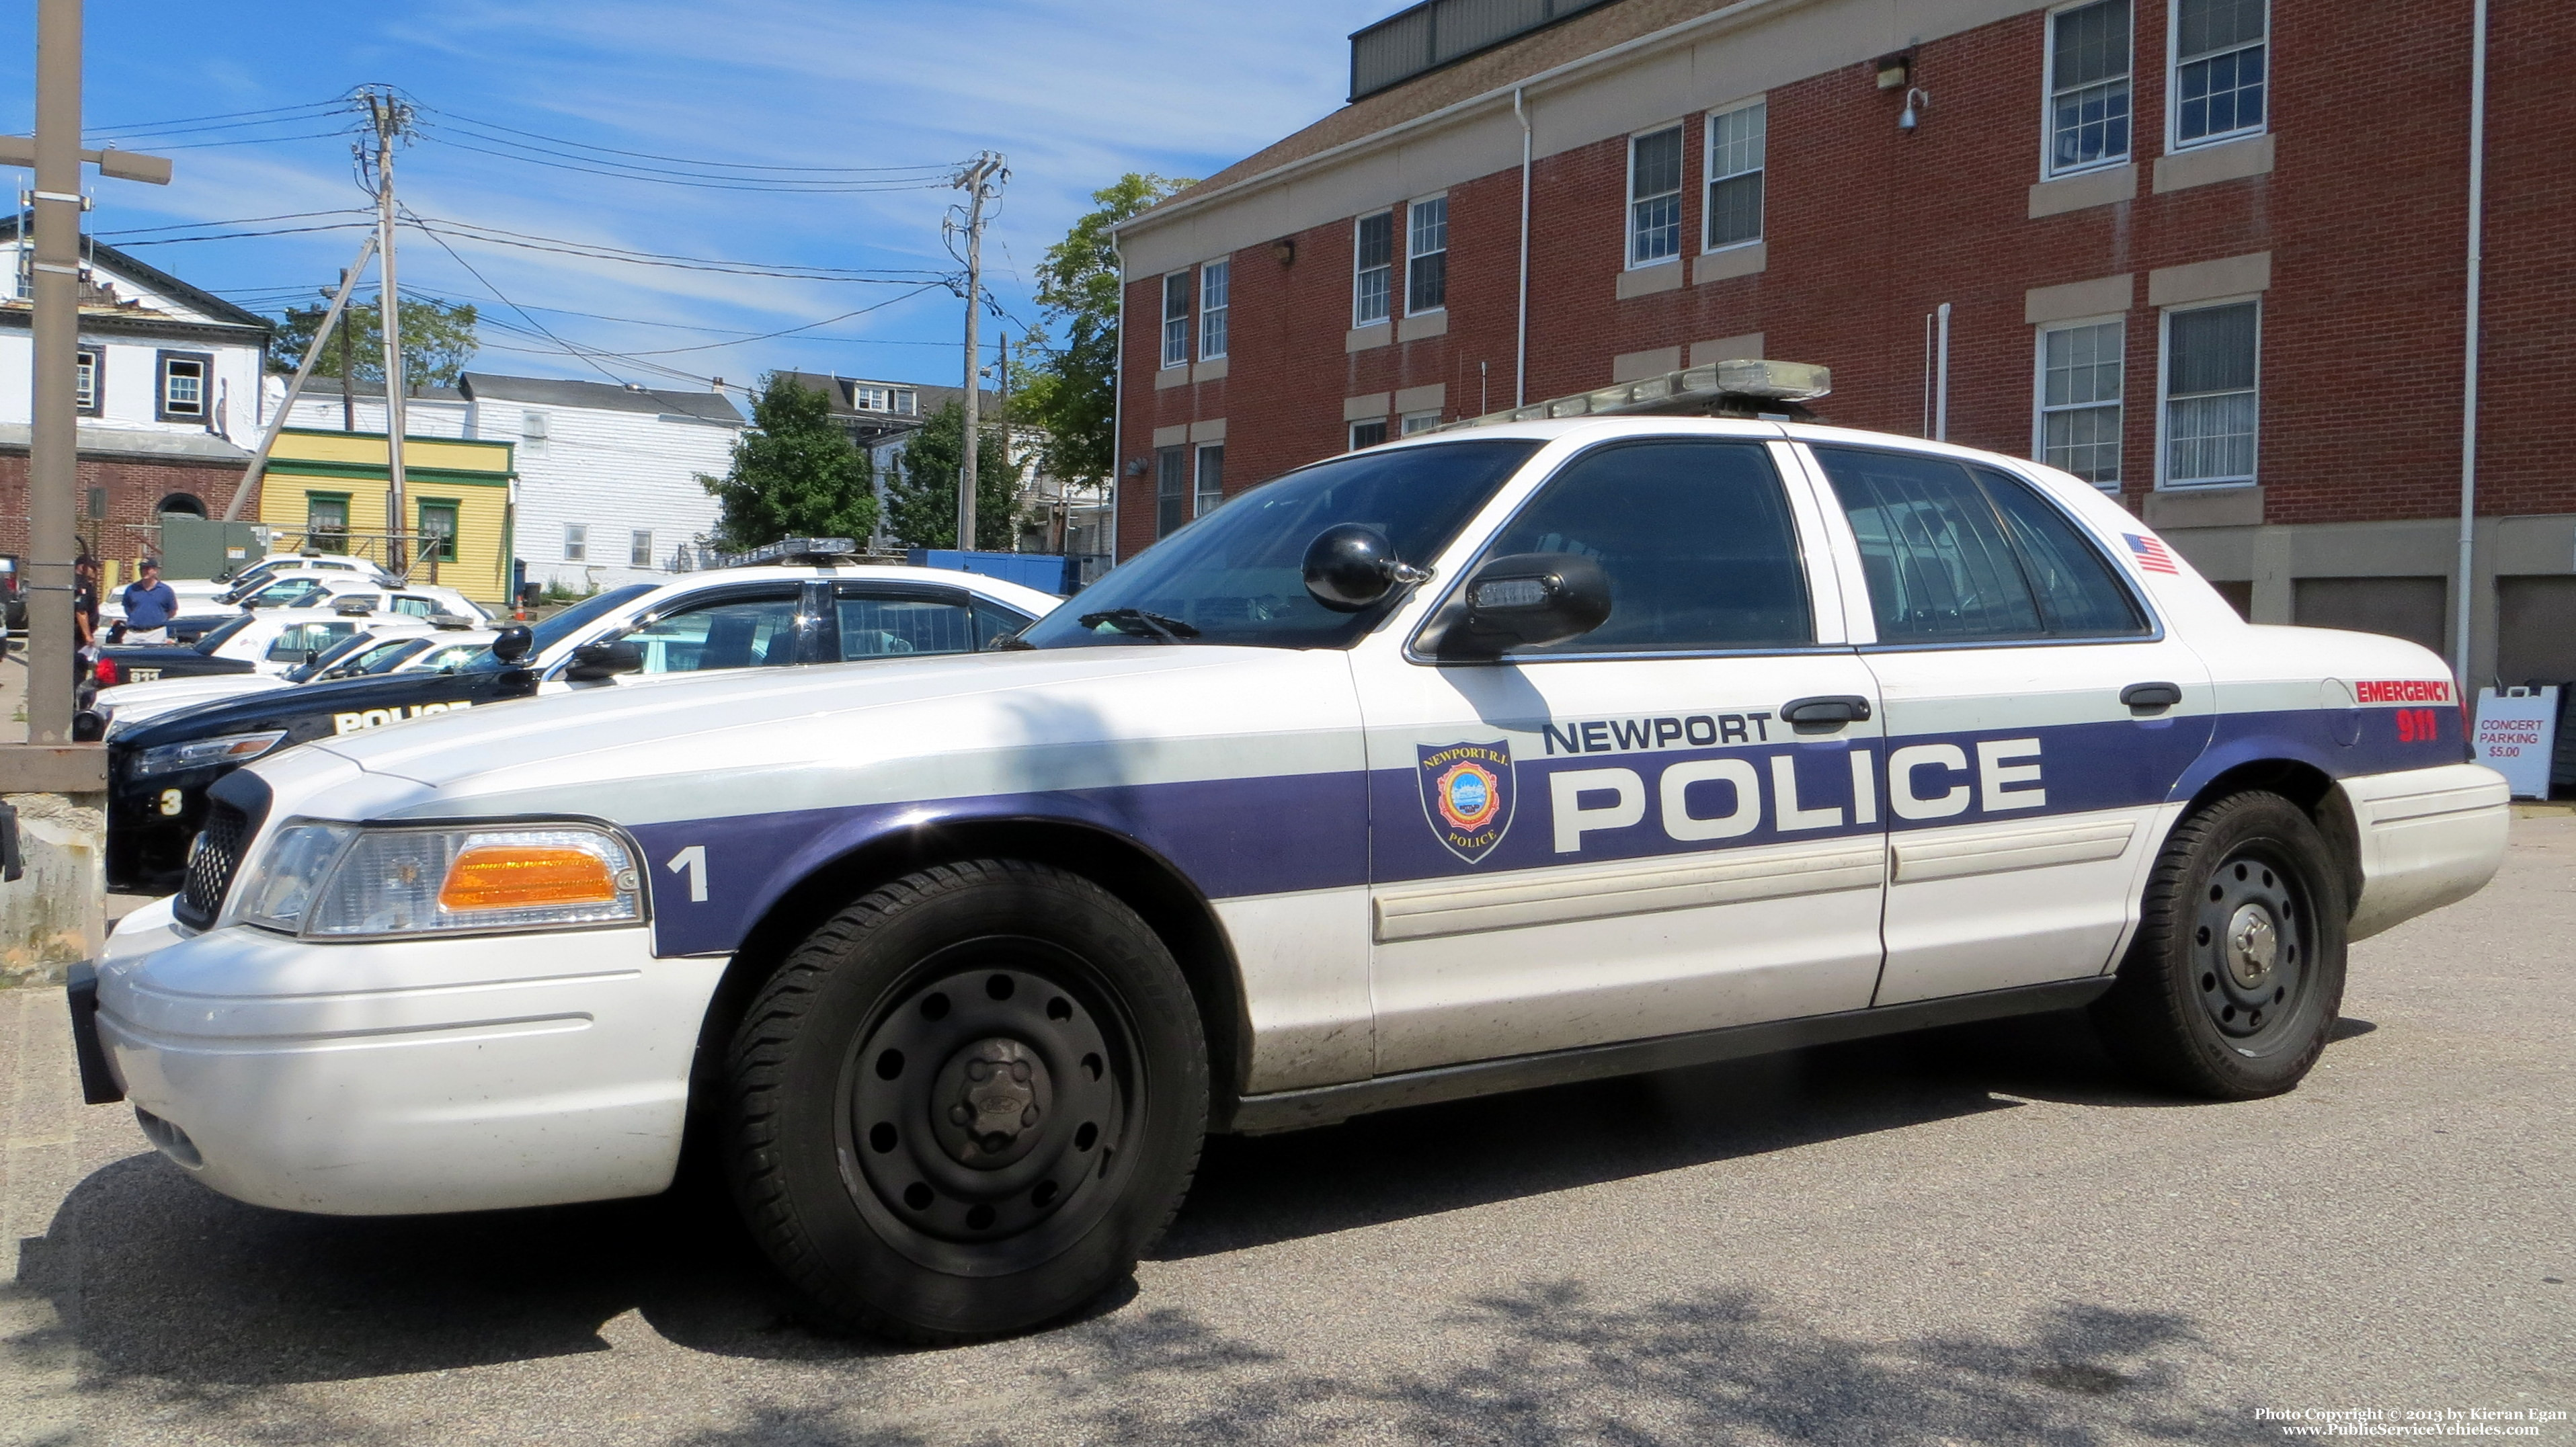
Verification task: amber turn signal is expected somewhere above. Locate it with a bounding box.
[438,844,619,912]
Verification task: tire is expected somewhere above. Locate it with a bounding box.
[2092,791,2349,1100]
[724,859,1207,1343]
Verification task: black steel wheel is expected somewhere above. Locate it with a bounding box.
[725,859,1207,1342]
[2093,791,2349,1099]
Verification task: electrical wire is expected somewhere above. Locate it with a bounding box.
[405,214,955,284]
[410,103,963,175]
[411,130,957,194]
[84,99,353,135]
[393,202,635,389]
[97,209,372,237]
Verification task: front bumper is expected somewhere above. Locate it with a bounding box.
[93,897,727,1215]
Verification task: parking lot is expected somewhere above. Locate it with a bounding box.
[3,816,2569,1447]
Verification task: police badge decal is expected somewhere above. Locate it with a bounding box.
[1418,741,1515,864]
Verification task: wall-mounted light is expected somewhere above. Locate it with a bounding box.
[1875,52,1912,90]
[1899,87,1929,132]
[1271,237,1296,266]
[1123,457,1150,477]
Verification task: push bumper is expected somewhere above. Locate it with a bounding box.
[2335,763,2512,940]
[91,897,727,1216]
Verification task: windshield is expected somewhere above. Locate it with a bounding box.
[286,632,380,682]
[1016,440,1541,651]
[459,583,656,674]
[192,613,258,654]
[355,639,430,675]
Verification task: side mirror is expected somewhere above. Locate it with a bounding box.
[1301,524,1431,614]
[1441,553,1613,654]
[490,625,534,663]
[565,638,643,682]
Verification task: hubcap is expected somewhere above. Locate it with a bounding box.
[840,953,1131,1249]
[2193,850,2310,1046]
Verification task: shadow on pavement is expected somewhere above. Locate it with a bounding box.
[12,1007,2234,1398]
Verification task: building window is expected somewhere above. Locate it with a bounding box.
[2163,300,2259,486]
[2048,0,2132,174]
[1200,260,1230,361]
[1160,272,1191,368]
[2172,0,2265,146]
[417,501,459,563]
[853,384,918,415]
[1349,418,1388,450]
[1155,445,1188,538]
[1353,212,1394,326]
[1406,196,1447,314]
[520,409,549,442]
[1628,124,1684,267]
[156,350,212,422]
[75,347,102,416]
[1194,443,1224,518]
[564,523,588,562]
[307,494,350,552]
[1705,101,1765,249]
[2037,319,2125,487]
[1400,411,1442,436]
[631,530,655,569]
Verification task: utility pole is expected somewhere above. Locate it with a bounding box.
[362,88,413,572]
[950,151,1005,552]
[3,0,169,751]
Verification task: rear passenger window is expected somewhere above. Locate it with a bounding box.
[1475,440,1812,653]
[838,593,975,660]
[1814,447,2145,644]
[972,600,1033,649]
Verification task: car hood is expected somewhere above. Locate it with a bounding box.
[282,646,1363,829]
[98,675,284,710]
[113,665,510,749]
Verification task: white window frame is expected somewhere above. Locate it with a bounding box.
[2031,314,2127,491]
[1404,194,1447,317]
[1193,441,1225,518]
[563,523,588,563]
[630,530,655,569]
[2166,0,2269,153]
[2155,296,2262,490]
[2041,0,2134,179]
[1199,259,1230,361]
[1160,271,1191,369]
[1702,98,1766,253]
[1626,123,1686,270]
[1352,210,1395,328]
[1400,411,1442,436]
[1349,417,1389,451]
[73,347,99,414]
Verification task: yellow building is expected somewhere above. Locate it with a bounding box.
[259,430,516,606]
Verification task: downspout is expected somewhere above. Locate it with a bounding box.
[2454,0,2490,682]
[1514,86,1532,409]
[1109,235,1127,567]
[1934,302,1952,442]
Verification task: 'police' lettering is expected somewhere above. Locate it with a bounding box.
[1976,738,2047,812]
[1552,768,1645,853]
[1659,758,1760,841]
[1770,755,1843,831]
[331,700,475,736]
[1890,743,1972,820]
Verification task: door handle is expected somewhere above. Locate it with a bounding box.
[2120,681,2183,711]
[1781,694,1872,727]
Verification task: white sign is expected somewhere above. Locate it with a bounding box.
[2472,686,2561,798]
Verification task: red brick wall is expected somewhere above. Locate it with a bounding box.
[1120,0,2571,555]
[0,450,246,567]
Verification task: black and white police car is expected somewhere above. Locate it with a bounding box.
[97,546,1060,896]
[76,411,2507,1344]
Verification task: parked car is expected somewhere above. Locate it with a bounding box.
[81,421,2509,1343]
[85,620,486,738]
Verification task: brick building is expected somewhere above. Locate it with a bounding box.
[1112,0,2575,686]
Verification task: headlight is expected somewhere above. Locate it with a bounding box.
[133,730,287,778]
[235,821,643,938]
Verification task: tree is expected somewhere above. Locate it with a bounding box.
[699,375,878,552]
[270,296,480,387]
[884,399,1018,550]
[1014,173,1193,489]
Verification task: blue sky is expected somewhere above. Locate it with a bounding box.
[1,1,1392,397]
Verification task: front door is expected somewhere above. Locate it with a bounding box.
[1355,437,1890,1076]
[1800,443,2214,1005]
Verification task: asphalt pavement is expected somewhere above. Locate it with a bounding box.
[3,817,2570,1446]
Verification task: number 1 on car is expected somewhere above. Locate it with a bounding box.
[665,844,709,903]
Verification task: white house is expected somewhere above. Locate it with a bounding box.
[284,371,743,593]
[0,217,270,560]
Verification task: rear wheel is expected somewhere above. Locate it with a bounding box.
[2092,791,2348,1099]
[725,859,1207,1342]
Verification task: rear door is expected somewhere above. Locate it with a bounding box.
[570,582,809,686]
[1800,443,2214,1004]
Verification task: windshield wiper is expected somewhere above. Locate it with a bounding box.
[1077,608,1200,643]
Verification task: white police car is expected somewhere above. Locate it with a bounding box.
[78,415,2508,1343]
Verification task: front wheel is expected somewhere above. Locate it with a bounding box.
[2092,791,2349,1100]
[724,860,1207,1342]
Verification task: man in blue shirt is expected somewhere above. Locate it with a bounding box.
[119,559,179,646]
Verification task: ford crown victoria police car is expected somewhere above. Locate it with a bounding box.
[76,419,2508,1344]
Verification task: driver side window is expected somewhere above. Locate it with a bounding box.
[621,590,804,673]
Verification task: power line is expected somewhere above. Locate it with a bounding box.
[149,128,364,151]
[410,103,964,175]
[85,98,352,134]
[97,208,373,237]
[406,214,955,284]
[409,129,958,194]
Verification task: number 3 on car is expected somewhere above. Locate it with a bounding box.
[79,414,2509,1344]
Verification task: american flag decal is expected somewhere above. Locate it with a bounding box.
[2125,532,2180,575]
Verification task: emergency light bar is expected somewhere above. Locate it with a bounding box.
[1443,358,1831,431]
[719,538,860,569]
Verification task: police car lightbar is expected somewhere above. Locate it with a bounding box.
[1442,358,1831,431]
[719,537,860,569]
